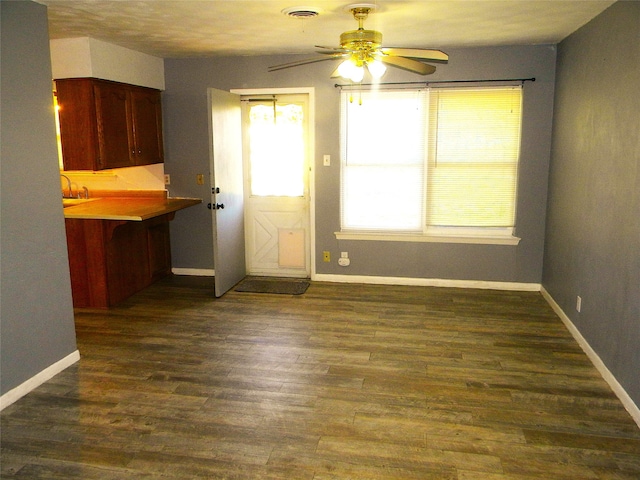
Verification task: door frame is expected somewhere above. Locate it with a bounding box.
[230,87,316,279]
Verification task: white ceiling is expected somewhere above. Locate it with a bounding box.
[37,0,616,58]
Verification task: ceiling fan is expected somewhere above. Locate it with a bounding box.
[268,3,448,82]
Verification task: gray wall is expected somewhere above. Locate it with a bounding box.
[543,2,640,406]
[0,1,78,396]
[164,45,557,283]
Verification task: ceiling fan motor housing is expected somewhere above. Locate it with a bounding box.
[340,29,382,53]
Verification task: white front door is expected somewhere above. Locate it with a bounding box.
[241,93,311,278]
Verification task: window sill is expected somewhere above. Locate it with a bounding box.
[334,231,521,245]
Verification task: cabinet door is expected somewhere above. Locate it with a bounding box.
[56,78,101,171]
[94,81,134,169]
[106,221,149,305]
[130,88,164,165]
[65,219,111,308]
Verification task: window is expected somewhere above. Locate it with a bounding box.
[340,86,522,242]
[246,99,305,197]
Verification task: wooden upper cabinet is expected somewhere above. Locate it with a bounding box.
[129,87,164,166]
[56,78,164,170]
[94,80,133,169]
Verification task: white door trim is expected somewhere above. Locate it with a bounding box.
[230,87,316,278]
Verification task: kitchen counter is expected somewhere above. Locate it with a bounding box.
[62,191,202,308]
[63,196,202,221]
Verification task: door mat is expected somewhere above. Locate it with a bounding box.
[234,278,310,295]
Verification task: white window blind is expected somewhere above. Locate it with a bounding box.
[427,87,522,228]
[340,85,523,237]
[341,89,427,231]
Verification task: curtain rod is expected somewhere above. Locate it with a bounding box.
[334,77,536,88]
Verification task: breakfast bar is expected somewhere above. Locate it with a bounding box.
[63,192,201,308]
[62,196,201,221]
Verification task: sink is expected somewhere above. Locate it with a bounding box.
[62,198,97,208]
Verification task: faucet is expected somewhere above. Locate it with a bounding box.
[60,174,72,198]
[82,186,90,199]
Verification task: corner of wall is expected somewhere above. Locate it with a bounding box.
[540,287,640,428]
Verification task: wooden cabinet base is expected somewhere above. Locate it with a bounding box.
[65,214,173,308]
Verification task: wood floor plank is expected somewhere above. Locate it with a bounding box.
[2,275,638,479]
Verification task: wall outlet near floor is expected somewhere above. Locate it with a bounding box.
[323,251,330,262]
[576,295,582,313]
[164,174,171,185]
[196,174,204,185]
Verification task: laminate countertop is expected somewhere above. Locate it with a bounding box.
[62,196,202,221]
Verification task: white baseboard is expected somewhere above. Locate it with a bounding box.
[312,273,541,292]
[540,287,640,428]
[172,268,215,277]
[0,350,80,411]
[171,270,541,292]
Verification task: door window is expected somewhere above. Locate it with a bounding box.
[247,100,305,197]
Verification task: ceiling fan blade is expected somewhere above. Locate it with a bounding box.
[268,54,345,72]
[380,56,437,75]
[381,48,448,63]
[317,49,348,55]
[315,45,347,52]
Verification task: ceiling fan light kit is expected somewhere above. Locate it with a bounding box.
[271,3,448,83]
[337,59,365,82]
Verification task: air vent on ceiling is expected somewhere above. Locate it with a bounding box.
[282,6,321,18]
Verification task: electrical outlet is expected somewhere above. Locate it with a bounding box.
[323,154,331,166]
[164,174,171,185]
[323,251,330,262]
[338,251,350,266]
[196,174,204,185]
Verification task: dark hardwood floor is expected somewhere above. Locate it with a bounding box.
[2,275,639,479]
